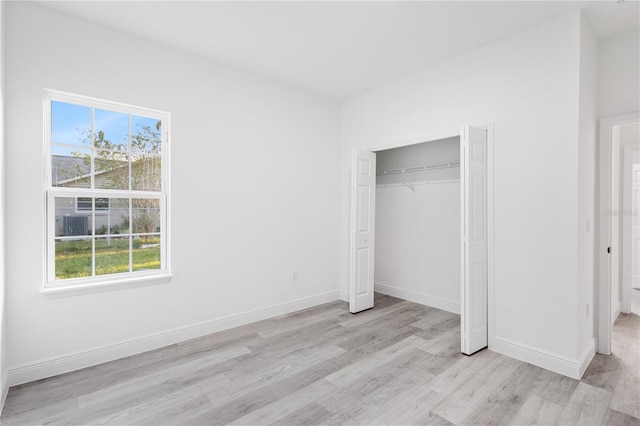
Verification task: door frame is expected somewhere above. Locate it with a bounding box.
[596,112,639,355]
[349,124,495,350]
[621,143,640,313]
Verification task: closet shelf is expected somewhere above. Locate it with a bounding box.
[376,162,460,176]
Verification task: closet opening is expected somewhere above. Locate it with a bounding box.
[375,136,462,316]
[349,126,489,355]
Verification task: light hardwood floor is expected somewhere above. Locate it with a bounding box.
[2,294,639,425]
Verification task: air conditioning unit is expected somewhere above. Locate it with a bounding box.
[63,216,88,236]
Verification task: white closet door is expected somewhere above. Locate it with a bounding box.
[461,126,488,355]
[350,149,376,313]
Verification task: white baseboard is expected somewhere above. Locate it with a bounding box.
[339,289,348,302]
[8,290,342,387]
[613,308,621,322]
[492,336,596,379]
[374,282,460,314]
[577,338,597,379]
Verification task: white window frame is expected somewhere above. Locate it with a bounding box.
[43,90,172,294]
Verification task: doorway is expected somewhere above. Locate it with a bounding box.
[621,143,640,315]
[348,126,492,355]
[597,113,640,354]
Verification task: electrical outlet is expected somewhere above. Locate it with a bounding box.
[291,270,298,281]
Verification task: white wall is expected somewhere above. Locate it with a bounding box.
[375,138,461,313]
[598,29,640,119]
[576,17,598,366]
[5,2,341,384]
[0,0,7,409]
[340,12,589,376]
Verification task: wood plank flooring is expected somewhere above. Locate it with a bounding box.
[2,293,639,425]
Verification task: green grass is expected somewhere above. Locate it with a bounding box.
[55,236,160,279]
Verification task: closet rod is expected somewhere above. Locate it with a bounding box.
[376,162,460,176]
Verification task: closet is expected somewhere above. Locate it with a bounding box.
[375,136,461,314]
[349,126,488,355]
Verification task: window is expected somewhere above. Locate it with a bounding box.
[45,90,171,290]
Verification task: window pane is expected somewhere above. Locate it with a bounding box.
[55,197,89,237]
[132,199,161,233]
[96,198,109,210]
[76,197,110,212]
[55,238,92,279]
[133,235,160,271]
[131,115,161,154]
[51,101,91,147]
[131,155,161,191]
[96,236,131,276]
[76,197,93,211]
[95,150,129,190]
[95,109,128,151]
[103,198,130,235]
[52,147,91,188]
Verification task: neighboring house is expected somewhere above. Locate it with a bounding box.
[52,155,158,237]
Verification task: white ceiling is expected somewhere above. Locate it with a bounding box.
[39,1,640,99]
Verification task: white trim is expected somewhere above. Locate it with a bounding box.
[41,273,173,298]
[43,92,52,290]
[578,338,597,379]
[597,112,640,355]
[486,123,496,351]
[375,282,460,314]
[622,144,640,313]
[339,289,349,302]
[492,336,596,380]
[612,307,621,324]
[0,3,6,407]
[1,1,8,411]
[8,290,342,387]
[45,89,168,120]
[51,188,163,198]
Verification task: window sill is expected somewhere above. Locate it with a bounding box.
[41,272,173,298]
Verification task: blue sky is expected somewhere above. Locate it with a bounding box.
[51,101,159,156]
